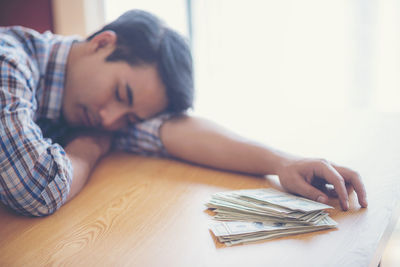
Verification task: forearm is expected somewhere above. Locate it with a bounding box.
[160,115,368,210]
[160,116,294,175]
[64,136,108,202]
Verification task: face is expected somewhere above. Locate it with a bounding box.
[63,31,168,131]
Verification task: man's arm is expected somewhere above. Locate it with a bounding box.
[160,115,368,211]
[0,56,79,216]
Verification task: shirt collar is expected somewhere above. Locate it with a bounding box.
[36,36,78,121]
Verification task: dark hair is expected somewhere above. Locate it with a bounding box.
[87,9,194,113]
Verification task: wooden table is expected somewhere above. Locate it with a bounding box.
[1,110,399,267]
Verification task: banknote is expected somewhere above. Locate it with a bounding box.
[210,216,337,246]
[236,188,333,212]
[206,188,337,245]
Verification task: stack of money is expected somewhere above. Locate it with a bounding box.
[206,188,337,246]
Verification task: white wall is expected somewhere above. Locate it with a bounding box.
[191,0,400,128]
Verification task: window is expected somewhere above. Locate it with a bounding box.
[192,0,400,120]
[103,0,400,130]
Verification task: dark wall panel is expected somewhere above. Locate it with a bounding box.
[0,0,54,32]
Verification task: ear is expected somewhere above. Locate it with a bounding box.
[88,30,117,53]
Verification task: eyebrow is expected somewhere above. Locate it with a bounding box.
[126,84,133,106]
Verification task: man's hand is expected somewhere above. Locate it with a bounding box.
[161,116,368,211]
[276,157,368,211]
[64,131,112,203]
[70,132,112,156]
[63,128,112,155]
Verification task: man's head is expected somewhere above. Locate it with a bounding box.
[62,10,193,131]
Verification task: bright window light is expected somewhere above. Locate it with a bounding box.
[103,0,400,133]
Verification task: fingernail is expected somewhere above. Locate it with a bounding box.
[344,200,349,211]
[317,196,326,203]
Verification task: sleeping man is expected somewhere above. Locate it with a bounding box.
[0,10,367,216]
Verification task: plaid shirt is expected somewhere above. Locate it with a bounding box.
[0,26,170,216]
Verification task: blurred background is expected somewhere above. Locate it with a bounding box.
[0,0,399,265]
[104,1,400,131]
[1,0,399,124]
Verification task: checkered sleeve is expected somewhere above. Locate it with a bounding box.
[112,113,174,157]
[0,56,73,217]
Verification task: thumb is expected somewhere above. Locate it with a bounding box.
[294,181,329,204]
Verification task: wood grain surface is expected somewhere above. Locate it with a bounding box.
[0,111,399,267]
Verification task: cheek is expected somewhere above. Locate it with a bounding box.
[103,117,128,131]
[84,81,114,107]
[97,89,116,109]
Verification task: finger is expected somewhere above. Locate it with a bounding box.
[308,176,341,198]
[311,161,349,210]
[291,175,329,204]
[310,177,327,190]
[326,186,338,198]
[326,183,352,198]
[346,183,354,195]
[311,177,335,196]
[333,165,368,208]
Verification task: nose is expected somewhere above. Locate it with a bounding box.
[99,104,128,130]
